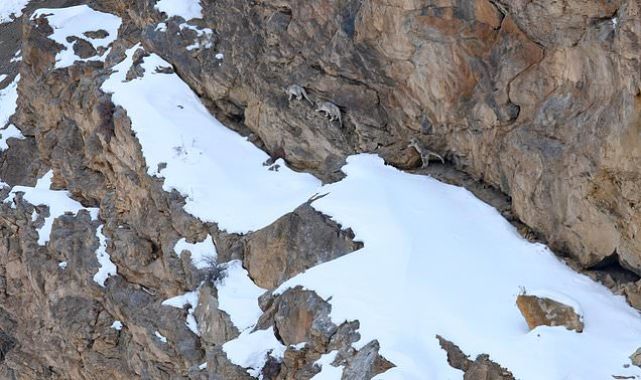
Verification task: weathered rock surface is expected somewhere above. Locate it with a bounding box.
[516,294,584,332]
[243,203,362,289]
[438,336,516,380]
[253,287,394,379]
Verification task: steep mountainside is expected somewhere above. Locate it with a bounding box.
[0,0,641,379]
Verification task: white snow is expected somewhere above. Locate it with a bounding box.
[198,362,207,370]
[6,170,99,245]
[10,50,21,63]
[174,236,217,269]
[0,0,29,23]
[162,289,200,335]
[290,342,306,350]
[215,260,265,332]
[215,53,224,60]
[0,75,19,128]
[154,331,168,343]
[222,327,286,378]
[260,154,641,380]
[32,5,121,69]
[111,320,123,330]
[101,45,320,233]
[93,225,117,287]
[0,124,25,151]
[310,351,343,380]
[154,0,203,20]
[0,75,6,83]
[58,261,67,269]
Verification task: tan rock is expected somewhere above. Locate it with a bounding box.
[243,204,362,289]
[516,294,584,332]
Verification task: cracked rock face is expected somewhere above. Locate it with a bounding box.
[0,0,640,378]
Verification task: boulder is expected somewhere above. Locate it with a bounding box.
[516,294,584,332]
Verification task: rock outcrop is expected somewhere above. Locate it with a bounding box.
[516,294,584,333]
[438,336,516,380]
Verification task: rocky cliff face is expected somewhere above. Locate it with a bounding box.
[1,0,641,379]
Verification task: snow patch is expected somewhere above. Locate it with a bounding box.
[154,331,168,343]
[93,225,117,287]
[111,321,123,331]
[9,50,21,63]
[174,236,217,269]
[215,260,265,332]
[222,327,286,378]
[311,351,343,380]
[6,170,99,245]
[58,261,67,269]
[32,5,121,69]
[162,289,200,335]
[155,0,203,20]
[0,124,24,151]
[101,45,320,233]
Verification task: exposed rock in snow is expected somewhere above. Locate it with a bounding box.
[222,327,286,378]
[438,336,515,380]
[0,124,25,151]
[173,235,217,270]
[162,289,200,335]
[32,5,121,68]
[242,203,361,289]
[6,170,99,245]
[516,293,584,333]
